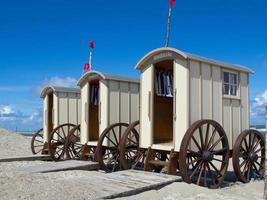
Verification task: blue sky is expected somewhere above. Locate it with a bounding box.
[0,0,267,131]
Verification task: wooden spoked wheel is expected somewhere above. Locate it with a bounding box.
[48,123,76,161]
[96,122,129,172]
[65,124,83,160]
[120,121,140,170]
[31,128,44,155]
[179,120,230,188]
[232,129,265,183]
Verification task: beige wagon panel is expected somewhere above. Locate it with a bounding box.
[140,65,153,149]
[58,92,68,125]
[223,98,232,147]
[99,80,108,134]
[212,66,222,124]
[232,100,241,145]
[43,95,49,142]
[77,94,81,124]
[130,83,140,123]
[201,63,212,119]
[53,93,59,128]
[240,72,249,130]
[68,93,78,125]
[80,83,89,144]
[120,82,130,123]
[174,58,189,151]
[189,60,201,125]
[109,80,120,125]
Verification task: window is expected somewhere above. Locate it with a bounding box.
[223,71,238,96]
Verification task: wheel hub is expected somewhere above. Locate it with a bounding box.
[248,152,258,162]
[202,151,214,162]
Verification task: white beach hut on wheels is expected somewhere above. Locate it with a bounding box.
[65,70,140,171]
[31,86,81,158]
[119,47,265,188]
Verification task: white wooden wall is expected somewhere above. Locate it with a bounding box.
[189,60,249,148]
[80,78,140,145]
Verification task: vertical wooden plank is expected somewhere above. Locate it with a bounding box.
[80,83,89,144]
[109,80,120,125]
[99,80,109,134]
[68,93,78,125]
[43,95,49,142]
[240,72,249,130]
[223,99,232,147]
[189,60,201,125]
[174,58,189,151]
[212,66,222,124]
[130,83,140,123]
[201,63,212,119]
[53,93,59,128]
[77,94,81,124]
[120,82,130,123]
[140,65,153,149]
[58,92,68,125]
[232,100,241,147]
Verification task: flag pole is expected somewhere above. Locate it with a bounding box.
[165,6,173,47]
[89,48,93,70]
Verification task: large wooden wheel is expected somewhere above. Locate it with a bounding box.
[48,123,76,161]
[179,120,230,188]
[232,129,265,183]
[65,124,83,160]
[31,128,44,155]
[95,122,129,172]
[120,121,140,170]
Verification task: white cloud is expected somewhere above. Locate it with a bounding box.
[250,90,267,124]
[0,105,42,130]
[35,76,78,94]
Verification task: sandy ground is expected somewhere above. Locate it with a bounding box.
[0,129,264,200]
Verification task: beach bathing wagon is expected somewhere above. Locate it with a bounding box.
[31,86,81,159]
[119,47,265,188]
[65,70,140,171]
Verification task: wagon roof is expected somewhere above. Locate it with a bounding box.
[40,86,80,98]
[78,70,139,86]
[135,47,254,73]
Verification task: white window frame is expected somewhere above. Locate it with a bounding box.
[222,70,240,99]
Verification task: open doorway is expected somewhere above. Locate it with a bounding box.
[47,93,54,135]
[89,80,99,141]
[153,60,174,146]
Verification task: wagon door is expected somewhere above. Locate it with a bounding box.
[173,58,189,151]
[140,65,153,148]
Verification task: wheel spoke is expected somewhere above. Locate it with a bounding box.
[199,127,204,150]
[208,161,221,177]
[190,161,203,179]
[243,138,249,151]
[204,124,210,149]
[197,162,205,185]
[111,128,119,146]
[209,136,224,151]
[187,157,202,167]
[207,128,217,149]
[191,136,202,152]
[105,135,118,147]
[252,139,261,152]
[254,147,264,154]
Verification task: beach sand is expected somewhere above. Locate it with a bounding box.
[0,129,264,200]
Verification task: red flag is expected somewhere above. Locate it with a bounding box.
[89,41,95,49]
[170,0,175,8]
[84,63,90,70]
